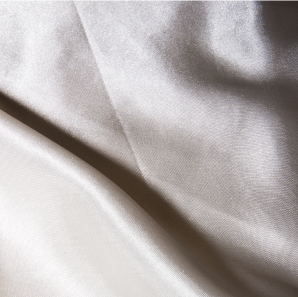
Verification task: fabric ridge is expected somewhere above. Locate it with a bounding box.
[0,2,297,297]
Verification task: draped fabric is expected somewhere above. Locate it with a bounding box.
[0,2,298,296]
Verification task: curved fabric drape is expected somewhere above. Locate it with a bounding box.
[0,2,297,297]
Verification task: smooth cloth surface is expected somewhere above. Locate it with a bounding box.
[0,2,298,296]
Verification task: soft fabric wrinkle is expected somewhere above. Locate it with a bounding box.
[156,177,298,278]
[0,110,230,297]
[151,2,298,114]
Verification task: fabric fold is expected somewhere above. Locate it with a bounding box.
[0,2,298,297]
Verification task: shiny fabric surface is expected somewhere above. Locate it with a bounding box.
[0,2,298,296]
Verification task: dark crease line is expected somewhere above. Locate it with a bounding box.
[73,2,146,182]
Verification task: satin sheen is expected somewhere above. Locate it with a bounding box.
[0,2,297,296]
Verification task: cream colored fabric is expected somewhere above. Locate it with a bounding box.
[0,2,297,296]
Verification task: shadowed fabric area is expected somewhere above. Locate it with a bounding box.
[0,2,297,297]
